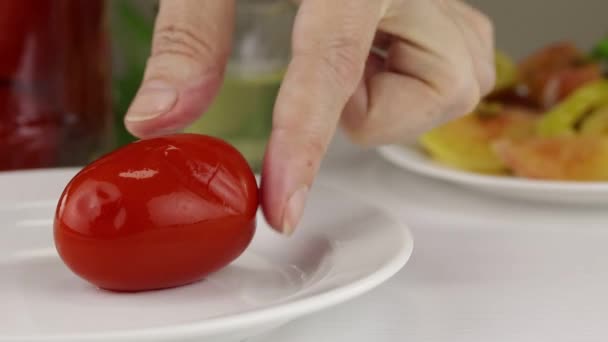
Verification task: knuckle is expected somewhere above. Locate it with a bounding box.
[325,34,367,58]
[344,122,409,147]
[341,112,401,147]
[449,1,494,43]
[325,36,366,86]
[473,12,494,42]
[152,24,218,62]
[296,36,366,90]
[479,61,497,95]
[438,67,481,117]
[453,81,481,116]
[343,129,373,147]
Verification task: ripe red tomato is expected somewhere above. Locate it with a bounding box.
[54,134,258,292]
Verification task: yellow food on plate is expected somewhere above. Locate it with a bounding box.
[580,105,608,136]
[536,80,608,137]
[494,50,518,92]
[420,109,536,173]
[418,40,608,182]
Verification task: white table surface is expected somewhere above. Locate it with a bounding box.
[260,138,608,342]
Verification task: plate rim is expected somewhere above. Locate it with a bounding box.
[0,168,414,342]
[378,144,608,193]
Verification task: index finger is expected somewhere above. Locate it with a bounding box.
[261,0,386,234]
[125,0,235,138]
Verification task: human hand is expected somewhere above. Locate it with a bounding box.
[124,0,495,235]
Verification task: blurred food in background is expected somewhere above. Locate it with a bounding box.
[9,0,601,180]
[111,0,295,171]
[420,37,608,181]
[0,0,111,171]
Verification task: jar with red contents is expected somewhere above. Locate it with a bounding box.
[0,0,111,171]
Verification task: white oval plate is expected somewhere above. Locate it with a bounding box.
[378,144,608,205]
[0,168,412,342]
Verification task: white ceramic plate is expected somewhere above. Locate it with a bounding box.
[378,144,608,205]
[0,168,412,342]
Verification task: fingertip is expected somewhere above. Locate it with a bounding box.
[124,76,222,138]
[124,81,179,123]
[260,135,313,236]
[281,185,309,236]
[260,145,286,233]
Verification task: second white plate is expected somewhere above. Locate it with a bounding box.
[378,144,608,205]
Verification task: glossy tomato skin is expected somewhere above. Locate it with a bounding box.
[54,134,258,292]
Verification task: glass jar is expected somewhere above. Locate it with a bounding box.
[186,0,296,170]
[0,0,112,171]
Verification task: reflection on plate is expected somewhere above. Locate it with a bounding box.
[0,168,413,342]
[378,145,608,205]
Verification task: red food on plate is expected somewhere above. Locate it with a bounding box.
[54,134,259,292]
[518,42,602,108]
[493,136,608,181]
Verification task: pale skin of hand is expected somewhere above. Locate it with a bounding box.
[124,0,495,235]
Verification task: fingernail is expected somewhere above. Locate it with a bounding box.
[125,81,178,122]
[282,186,309,236]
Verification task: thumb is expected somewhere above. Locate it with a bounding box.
[125,0,234,138]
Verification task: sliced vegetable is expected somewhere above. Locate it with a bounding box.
[420,110,536,173]
[536,80,608,136]
[518,42,602,108]
[547,63,603,106]
[581,104,608,136]
[494,136,608,181]
[519,42,583,76]
[476,101,503,116]
[494,50,518,92]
